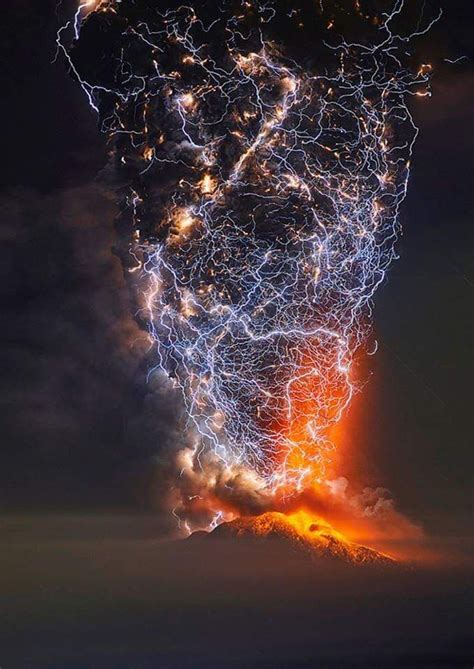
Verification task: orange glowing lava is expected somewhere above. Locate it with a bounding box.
[277,348,355,491]
[283,508,347,542]
[210,510,396,566]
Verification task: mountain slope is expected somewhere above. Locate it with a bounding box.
[193,511,396,567]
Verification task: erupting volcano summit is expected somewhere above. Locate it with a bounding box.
[60,0,437,544]
[194,511,397,566]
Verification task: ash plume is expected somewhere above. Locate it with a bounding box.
[60,0,438,528]
[155,446,422,548]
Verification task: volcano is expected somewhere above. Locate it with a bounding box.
[191,511,396,567]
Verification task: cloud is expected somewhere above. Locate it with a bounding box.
[0,181,183,504]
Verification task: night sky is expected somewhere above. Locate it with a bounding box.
[1,0,472,533]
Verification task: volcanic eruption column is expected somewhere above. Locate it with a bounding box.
[60,0,438,527]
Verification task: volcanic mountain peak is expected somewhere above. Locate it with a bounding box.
[199,511,396,567]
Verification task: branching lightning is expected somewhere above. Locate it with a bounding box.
[60,0,437,497]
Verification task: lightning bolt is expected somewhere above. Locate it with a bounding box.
[60,0,438,498]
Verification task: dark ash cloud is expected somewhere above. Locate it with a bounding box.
[0,182,183,507]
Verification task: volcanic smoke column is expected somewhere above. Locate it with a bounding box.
[63,0,435,493]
